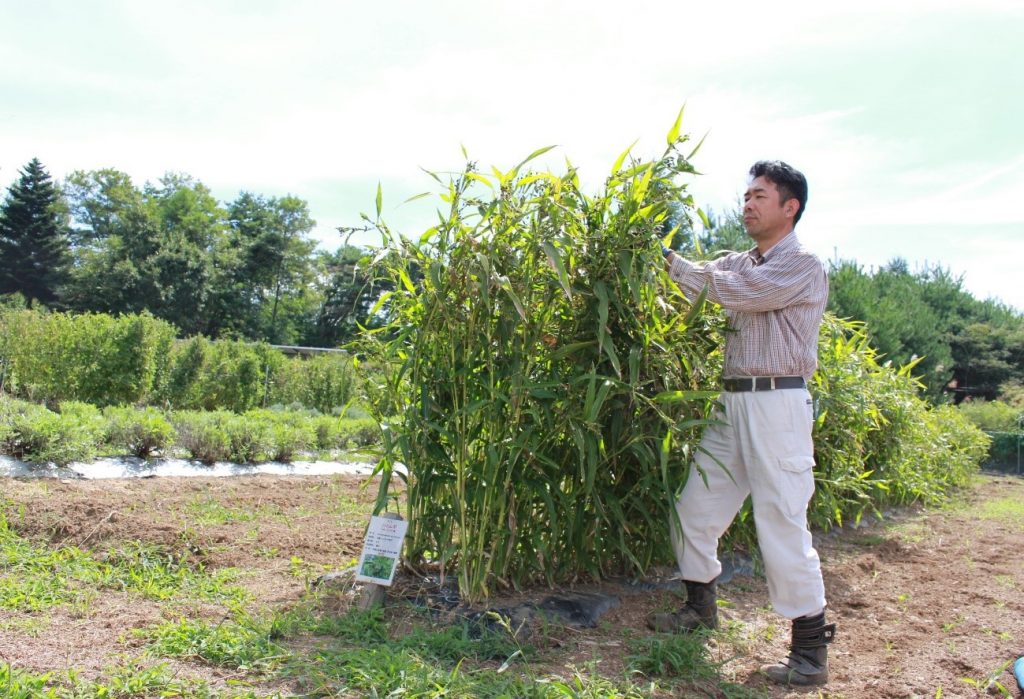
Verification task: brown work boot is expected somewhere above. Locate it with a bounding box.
[647,579,719,633]
[763,611,836,686]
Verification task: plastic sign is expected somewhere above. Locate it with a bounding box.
[355,515,409,586]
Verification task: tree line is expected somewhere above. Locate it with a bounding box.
[0,158,382,347]
[1,157,1021,405]
[827,259,1023,403]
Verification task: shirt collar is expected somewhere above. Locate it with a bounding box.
[753,230,799,264]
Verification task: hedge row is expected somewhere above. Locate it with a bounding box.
[0,310,360,413]
[0,396,379,466]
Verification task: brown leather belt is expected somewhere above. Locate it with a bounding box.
[722,376,806,392]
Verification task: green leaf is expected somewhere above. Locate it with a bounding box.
[368,291,393,317]
[600,334,621,377]
[586,380,614,423]
[550,340,597,360]
[399,268,415,293]
[513,145,557,175]
[687,131,708,160]
[667,106,684,145]
[611,140,638,175]
[466,172,494,190]
[496,275,527,321]
[419,227,439,246]
[682,285,709,327]
[402,191,433,205]
[541,242,573,301]
[653,390,720,403]
[375,181,383,219]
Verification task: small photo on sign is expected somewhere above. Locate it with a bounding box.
[355,515,408,586]
[360,554,396,581]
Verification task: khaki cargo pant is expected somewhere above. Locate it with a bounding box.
[671,387,827,619]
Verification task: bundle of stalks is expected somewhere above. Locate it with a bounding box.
[359,115,723,602]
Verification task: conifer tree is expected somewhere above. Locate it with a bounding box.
[0,158,70,306]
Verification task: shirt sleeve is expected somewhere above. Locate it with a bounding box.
[668,252,825,312]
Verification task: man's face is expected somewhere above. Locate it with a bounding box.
[742,176,797,243]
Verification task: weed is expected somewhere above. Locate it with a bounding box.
[994,574,1017,590]
[960,659,1013,697]
[144,614,287,671]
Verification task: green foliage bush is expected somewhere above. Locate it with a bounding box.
[957,399,1022,468]
[313,415,379,451]
[957,399,1022,432]
[103,406,177,459]
[0,310,175,406]
[160,337,284,413]
[0,395,375,467]
[223,414,274,464]
[260,410,316,462]
[0,397,104,465]
[0,308,366,415]
[807,316,989,531]
[171,411,232,464]
[360,126,723,601]
[268,352,359,414]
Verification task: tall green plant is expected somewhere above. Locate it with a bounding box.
[358,116,723,601]
[0,309,175,405]
[809,315,988,529]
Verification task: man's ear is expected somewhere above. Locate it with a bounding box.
[784,198,800,220]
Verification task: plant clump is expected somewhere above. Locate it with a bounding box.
[359,115,723,601]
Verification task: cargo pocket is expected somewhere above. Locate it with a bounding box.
[778,455,815,519]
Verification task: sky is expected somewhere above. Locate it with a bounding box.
[1,0,1022,309]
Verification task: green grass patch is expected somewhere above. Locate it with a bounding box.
[625,632,763,698]
[974,496,1024,529]
[0,660,266,698]
[0,510,247,612]
[144,614,287,672]
[186,497,261,525]
[138,600,677,697]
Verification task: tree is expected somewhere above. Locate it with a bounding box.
[306,244,390,347]
[828,259,954,401]
[827,259,1024,403]
[0,158,71,306]
[61,168,162,316]
[223,193,318,344]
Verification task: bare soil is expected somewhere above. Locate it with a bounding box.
[1,472,1022,698]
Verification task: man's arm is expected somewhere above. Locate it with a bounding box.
[667,253,824,313]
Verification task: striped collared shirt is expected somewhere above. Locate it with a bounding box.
[667,231,828,379]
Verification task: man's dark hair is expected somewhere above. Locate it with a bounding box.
[749,160,808,224]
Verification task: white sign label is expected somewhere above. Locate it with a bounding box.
[355,515,409,586]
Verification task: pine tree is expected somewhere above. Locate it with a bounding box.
[0,158,71,306]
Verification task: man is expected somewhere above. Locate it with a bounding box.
[647,161,835,687]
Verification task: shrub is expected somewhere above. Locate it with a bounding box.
[312,415,379,451]
[161,338,284,413]
[957,399,1022,432]
[0,309,175,406]
[103,406,177,459]
[0,399,104,466]
[359,122,723,600]
[809,316,988,529]
[269,352,360,414]
[171,411,232,464]
[224,414,273,464]
[247,410,316,462]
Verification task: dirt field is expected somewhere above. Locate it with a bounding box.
[1,471,1022,698]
